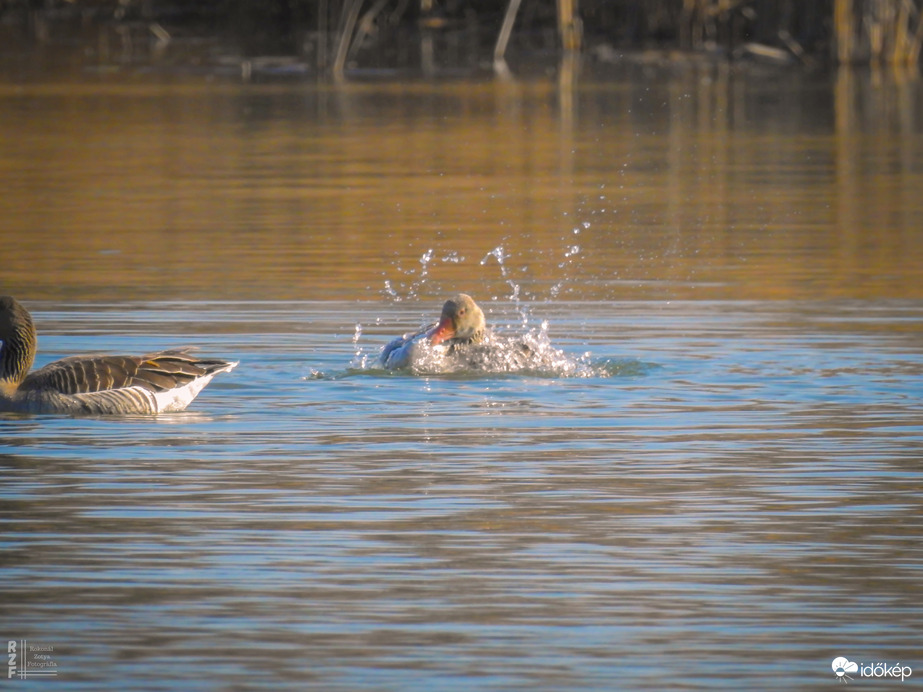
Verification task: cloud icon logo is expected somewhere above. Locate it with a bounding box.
[832,657,858,682]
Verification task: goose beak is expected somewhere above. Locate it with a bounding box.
[428,317,455,345]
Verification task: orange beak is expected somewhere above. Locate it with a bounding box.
[428,316,455,345]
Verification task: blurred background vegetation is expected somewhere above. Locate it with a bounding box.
[1,0,921,77]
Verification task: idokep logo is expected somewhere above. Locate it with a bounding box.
[832,656,912,684]
[832,657,859,683]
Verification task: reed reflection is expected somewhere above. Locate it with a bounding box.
[0,64,921,303]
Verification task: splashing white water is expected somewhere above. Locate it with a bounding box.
[382,248,458,302]
[350,322,372,369]
[480,245,520,301]
[356,234,645,378]
[383,280,401,302]
[361,316,620,378]
[550,223,588,299]
[481,244,530,329]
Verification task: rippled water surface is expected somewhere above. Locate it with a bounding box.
[2,57,923,689]
[3,299,922,689]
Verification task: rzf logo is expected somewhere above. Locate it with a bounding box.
[7,640,17,679]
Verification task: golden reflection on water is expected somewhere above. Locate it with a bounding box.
[1,65,921,302]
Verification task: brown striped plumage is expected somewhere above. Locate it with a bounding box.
[0,296,237,415]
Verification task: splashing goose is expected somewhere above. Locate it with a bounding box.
[380,293,490,370]
[0,296,237,415]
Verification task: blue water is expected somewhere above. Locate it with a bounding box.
[2,299,921,689]
[2,52,923,688]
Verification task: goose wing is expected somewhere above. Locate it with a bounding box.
[19,349,235,395]
[380,324,435,369]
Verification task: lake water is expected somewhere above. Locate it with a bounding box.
[1,51,923,690]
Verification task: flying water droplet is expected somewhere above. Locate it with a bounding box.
[480,245,509,266]
[481,244,528,325]
[383,280,401,302]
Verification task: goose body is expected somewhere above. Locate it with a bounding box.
[0,296,237,415]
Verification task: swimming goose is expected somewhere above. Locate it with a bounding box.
[380,293,488,370]
[0,296,237,415]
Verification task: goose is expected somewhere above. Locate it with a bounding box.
[380,293,489,370]
[0,295,237,415]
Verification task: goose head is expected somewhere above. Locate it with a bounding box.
[0,296,37,385]
[428,294,486,346]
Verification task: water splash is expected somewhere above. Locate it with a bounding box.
[383,280,401,302]
[382,248,457,302]
[480,244,529,329]
[417,248,434,295]
[480,245,519,301]
[359,233,627,378]
[550,222,588,299]
[344,314,651,380]
[348,322,372,370]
